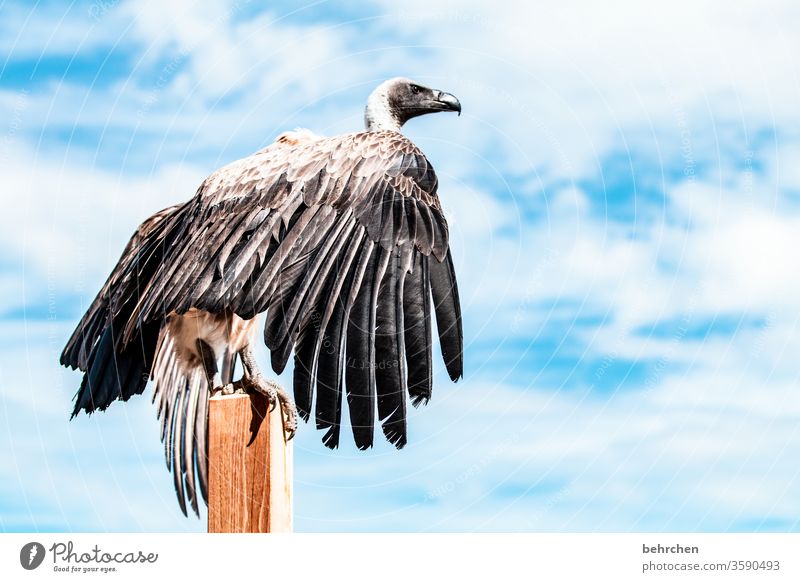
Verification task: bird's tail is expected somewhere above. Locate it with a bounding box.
[151,329,210,517]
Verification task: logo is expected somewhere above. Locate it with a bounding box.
[20,542,46,570]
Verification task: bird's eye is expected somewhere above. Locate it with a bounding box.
[410,85,421,94]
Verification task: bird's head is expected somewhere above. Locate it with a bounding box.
[365,77,461,132]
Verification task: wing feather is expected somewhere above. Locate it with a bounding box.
[64,129,464,454]
[311,228,368,448]
[429,250,464,382]
[374,245,408,447]
[344,244,379,449]
[404,252,433,405]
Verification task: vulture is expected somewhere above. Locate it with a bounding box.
[61,77,464,516]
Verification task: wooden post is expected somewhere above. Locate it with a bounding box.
[207,392,293,532]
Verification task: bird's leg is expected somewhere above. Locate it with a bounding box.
[238,343,297,439]
[196,338,233,396]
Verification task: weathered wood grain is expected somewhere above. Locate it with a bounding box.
[208,392,293,533]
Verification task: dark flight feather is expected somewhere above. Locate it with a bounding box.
[429,250,463,382]
[403,252,433,406]
[312,228,366,448]
[63,128,463,465]
[344,243,379,449]
[374,245,408,448]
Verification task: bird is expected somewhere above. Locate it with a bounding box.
[61,77,464,516]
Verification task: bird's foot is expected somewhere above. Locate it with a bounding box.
[209,383,236,397]
[239,375,298,440]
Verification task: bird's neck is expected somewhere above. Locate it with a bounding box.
[364,92,402,132]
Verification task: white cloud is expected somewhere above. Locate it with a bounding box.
[0,144,207,314]
[364,0,800,182]
[0,321,203,532]
[0,3,130,58]
[3,0,800,533]
[121,0,368,101]
[294,374,800,531]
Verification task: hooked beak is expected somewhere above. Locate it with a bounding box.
[431,90,462,115]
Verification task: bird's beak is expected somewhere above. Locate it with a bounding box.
[432,90,462,116]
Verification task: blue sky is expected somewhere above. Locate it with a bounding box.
[2,0,800,532]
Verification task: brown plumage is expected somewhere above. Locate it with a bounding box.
[61,78,464,516]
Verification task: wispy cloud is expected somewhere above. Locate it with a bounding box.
[2,0,799,532]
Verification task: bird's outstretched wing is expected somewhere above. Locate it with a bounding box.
[78,130,462,449]
[138,130,461,448]
[61,205,214,515]
[61,205,181,415]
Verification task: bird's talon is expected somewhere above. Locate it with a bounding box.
[236,372,297,442]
